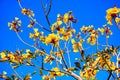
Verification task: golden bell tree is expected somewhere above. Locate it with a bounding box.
[0,0,120,80]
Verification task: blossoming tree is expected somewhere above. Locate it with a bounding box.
[0,0,120,80]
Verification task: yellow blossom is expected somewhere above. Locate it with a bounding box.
[34,28,38,32]
[106,6,120,25]
[42,75,50,80]
[62,34,69,41]
[29,33,34,38]
[71,39,75,44]
[52,67,64,76]
[57,27,65,34]
[3,71,7,75]
[0,52,6,59]
[72,41,83,52]
[8,53,15,60]
[115,17,120,25]
[34,32,39,37]
[57,21,62,26]
[21,8,27,15]
[87,34,96,45]
[63,13,69,24]
[45,33,60,46]
[98,28,104,35]
[26,49,30,53]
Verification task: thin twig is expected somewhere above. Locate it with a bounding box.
[40,0,52,27]
[16,32,38,50]
[96,36,98,52]
[58,44,68,69]
[18,0,51,33]
[116,52,120,78]
[10,64,23,80]
[65,39,71,68]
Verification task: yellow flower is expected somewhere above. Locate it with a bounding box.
[87,34,96,45]
[115,17,120,25]
[72,40,83,52]
[28,19,36,28]
[52,67,64,76]
[34,28,38,32]
[57,14,61,18]
[8,22,11,27]
[34,32,39,37]
[26,49,30,53]
[54,52,62,58]
[8,53,15,60]
[63,13,69,24]
[98,28,104,35]
[0,52,6,59]
[57,27,65,34]
[80,25,88,33]
[106,6,120,25]
[72,29,76,33]
[24,74,31,80]
[29,33,34,38]
[21,8,27,15]
[73,44,79,52]
[57,21,62,26]
[62,34,69,41]
[52,67,59,71]
[39,36,45,42]
[45,33,60,46]
[71,39,75,44]
[84,71,90,79]
[42,75,50,80]
[3,71,7,75]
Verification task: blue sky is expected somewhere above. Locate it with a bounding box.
[0,0,120,80]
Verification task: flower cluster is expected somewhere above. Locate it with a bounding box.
[50,11,76,41]
[57,11,77,24]
[21,8,34,17]
[8,17,22,32]
[44,33,60,46]
[80,68,97,79]
[44,55,55,64]
[0,49,33,66]
[80,25,98,45]
[98,25,112,38]
[106,5,120,25]
[71,39,84,52]
[29,28,44,40]
[28,19,36,28]
[42,67,64,80]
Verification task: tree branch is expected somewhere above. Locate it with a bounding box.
[40,0,52,27]
[17,0,51,33]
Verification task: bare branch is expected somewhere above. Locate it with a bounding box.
[18,0,51,33]
[40,0,52,27]
[10,64,23,80]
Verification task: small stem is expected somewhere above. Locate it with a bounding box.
[65,39,72,68]
[16,32,38,50]
[18,1,51,33]
[18,0,23,9]
[30,16,52,33]
[116,52,120,78]
[10,64,23,80]
[96,37,98,52]
[58,44,68,69]
[40,0,52,27]
[98,44,111,48]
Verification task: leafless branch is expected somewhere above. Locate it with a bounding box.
[40,0,52,27]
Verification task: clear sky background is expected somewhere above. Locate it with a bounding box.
[0,0,120,80]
